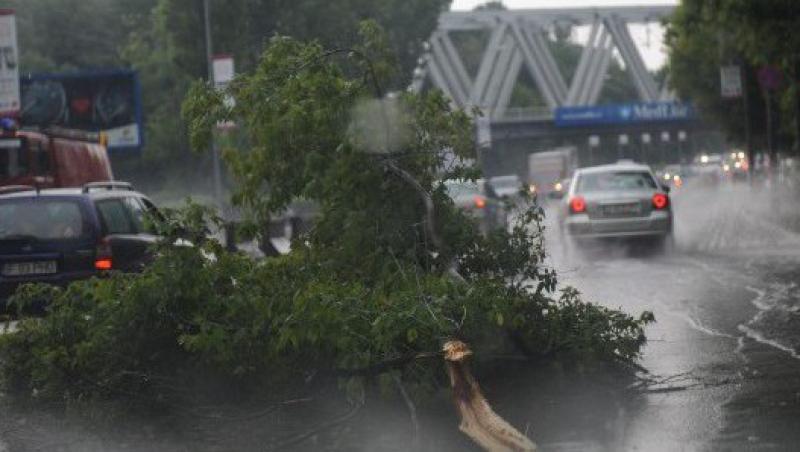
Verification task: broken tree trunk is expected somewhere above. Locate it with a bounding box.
[443,341,537,452]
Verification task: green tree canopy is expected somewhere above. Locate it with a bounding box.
[666,0,800,151]
[10,0,450,195]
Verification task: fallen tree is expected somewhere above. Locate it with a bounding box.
[0,22,653,449]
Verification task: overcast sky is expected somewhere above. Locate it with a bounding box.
[449,0,679,69]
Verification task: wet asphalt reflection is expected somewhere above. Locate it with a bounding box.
[1,185,800,451]
[513,184,800,451]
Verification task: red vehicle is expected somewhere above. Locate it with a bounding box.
[0,126,113,189]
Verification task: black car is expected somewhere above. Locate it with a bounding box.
[0,182,161,308]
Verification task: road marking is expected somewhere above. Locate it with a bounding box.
[738,324,800,361]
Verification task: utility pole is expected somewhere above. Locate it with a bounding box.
[742,63,754,186]
[203,0,223,210]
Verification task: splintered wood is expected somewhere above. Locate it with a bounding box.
[443,341,537,452]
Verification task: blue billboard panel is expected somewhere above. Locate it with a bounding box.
[20,69,143,152]
[554,102,694,128]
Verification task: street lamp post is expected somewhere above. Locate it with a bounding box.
[203,0,223,211]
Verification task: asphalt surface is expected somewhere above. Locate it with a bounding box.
[514,184,800,451]
[1,184,800,451]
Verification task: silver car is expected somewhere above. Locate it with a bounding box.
[559,161,673,246]
[443,179,507,234]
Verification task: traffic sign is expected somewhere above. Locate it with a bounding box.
[758,66,782,91]
[212,54,235,130]
[720,65,742,98]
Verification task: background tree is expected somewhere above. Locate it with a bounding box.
[9,0,450,199]
[0,25,653,429]
[666,0,800,153]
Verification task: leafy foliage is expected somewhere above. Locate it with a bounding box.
[0,23,653,413]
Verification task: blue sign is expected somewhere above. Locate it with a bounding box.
[554,102,694,127]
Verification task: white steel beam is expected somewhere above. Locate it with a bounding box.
[439,31,473,100]
[482,34,516,113]
[525,27,568,103]
[429,32,469,105]
[494,48,524,119]
[438,6,675,30]
[586,34,614,104]
[509,20,560,109]
[470,23,508,107]
[604,16,659,102]
[565,20,600,105]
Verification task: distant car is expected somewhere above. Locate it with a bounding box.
[0,182,162,309]
[527,147,577,201]
[558,162,673,248]
[692,153,724,186]
[656,164,685,189]
[488,175,524,201]
[443,179,507,233]
[722,151,749,183]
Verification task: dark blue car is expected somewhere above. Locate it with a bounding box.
[0,182,161,310]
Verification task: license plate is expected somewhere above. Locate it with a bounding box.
[602,203,641,216]
[2,261,57,277]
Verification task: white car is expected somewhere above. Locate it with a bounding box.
[558,161,673,248]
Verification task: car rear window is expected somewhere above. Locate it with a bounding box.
[577,171,657,193]
[0,199,89,240]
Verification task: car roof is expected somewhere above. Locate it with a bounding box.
[0,185,146,201]
[577,161,653,175]
[490,174,520,182]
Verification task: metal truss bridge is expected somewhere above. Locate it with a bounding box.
[410,5,676,121]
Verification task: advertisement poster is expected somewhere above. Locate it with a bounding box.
[0,10,19,116]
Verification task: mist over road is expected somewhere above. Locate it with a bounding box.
[2,185,799,452]
[521,184,800,450]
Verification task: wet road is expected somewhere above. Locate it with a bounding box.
[514,184,800,451]
[2,185,800,451]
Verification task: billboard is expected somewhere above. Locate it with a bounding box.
[0,10,19,115]
[554,102,695,128]
[20,69,143,151]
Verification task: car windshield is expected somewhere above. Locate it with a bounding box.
[444,180,480,200]
[576,171,657,193]
[0,198,89,240]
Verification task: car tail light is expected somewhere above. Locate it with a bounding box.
[652,193,669,210]
[569,196,586,214]
[474,196,486,209]
[95,237,112,270]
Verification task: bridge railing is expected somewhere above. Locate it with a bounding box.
[497,106,554,121]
